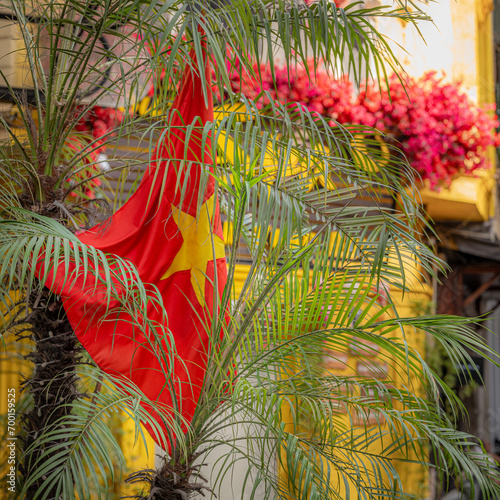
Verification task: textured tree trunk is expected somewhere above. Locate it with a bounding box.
[18,288,84,498]
[126,450,209,500]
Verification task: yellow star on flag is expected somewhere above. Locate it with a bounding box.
[161,194,225,307]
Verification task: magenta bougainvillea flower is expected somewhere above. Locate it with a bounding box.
[215,58,357,126]
[354,72,500,187]
[222,60,500,188]
[70,106,123,198]
[79,58,500,191]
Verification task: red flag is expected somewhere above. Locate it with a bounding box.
[44,48,227,448]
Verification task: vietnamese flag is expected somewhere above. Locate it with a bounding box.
[43,46,227,448]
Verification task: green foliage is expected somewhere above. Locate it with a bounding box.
[1,1,500,499]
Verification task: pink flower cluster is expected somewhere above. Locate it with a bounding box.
[74,106,123,157]
[354,72,500,187]
[225,62,500,188]
[69,106,123,198]
[217,59,357,127]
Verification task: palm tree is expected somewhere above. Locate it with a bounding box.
[1,0,500,499]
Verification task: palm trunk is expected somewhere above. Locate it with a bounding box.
[18,288,84,498]
[125,450,209,500]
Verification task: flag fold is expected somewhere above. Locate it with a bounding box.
[44,46,227,448]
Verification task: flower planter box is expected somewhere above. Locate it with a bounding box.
[413,170,494,222]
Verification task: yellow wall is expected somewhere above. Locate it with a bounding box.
[475,0,497,219]
[476,0,495,107]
